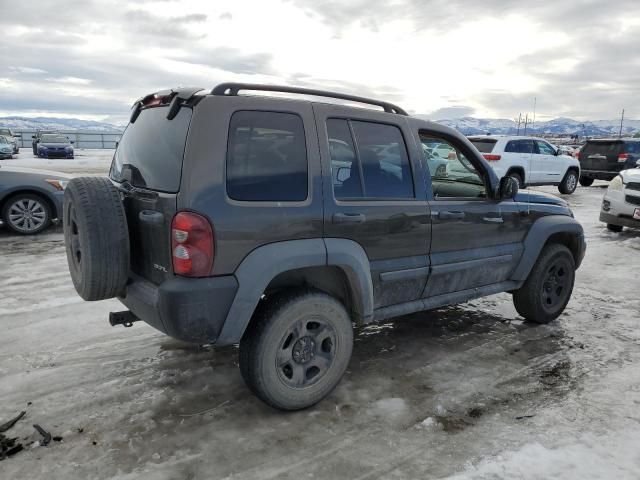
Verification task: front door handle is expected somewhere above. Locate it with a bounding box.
[438,211,465,220]
[333,213,366,224]
[482,216,504,224]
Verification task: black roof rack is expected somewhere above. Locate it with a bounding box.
[211,83,408,116]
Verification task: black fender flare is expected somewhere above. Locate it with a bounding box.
[216,238,374,345]
[511,215,586,281]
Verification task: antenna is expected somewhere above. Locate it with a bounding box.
[532,97,537,130]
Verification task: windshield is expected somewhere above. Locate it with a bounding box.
[0,129,12,136]
[41,134,69,143]
[0,136,8,144]
[110,106,192,192]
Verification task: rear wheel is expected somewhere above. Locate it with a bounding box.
[579,176,594,187]
[508,171,524,188]
[558,170,578,194]
[513,244,575,324]
[607,223,623,232]
[239,290,353,410]
[2,193,51,235]
[63,177,130,301]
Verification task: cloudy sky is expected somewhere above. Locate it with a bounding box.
[0,0,638,123]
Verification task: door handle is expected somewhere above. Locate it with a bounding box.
[333,213,366,224]
[482,216,504,224]
[438,211,465,220]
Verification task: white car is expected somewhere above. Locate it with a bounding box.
[600,163,640,232]
[468,135,581,194]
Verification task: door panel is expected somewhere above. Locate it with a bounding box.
[315,104,431,309]
[534,140,560,183]
[414,130,529,298]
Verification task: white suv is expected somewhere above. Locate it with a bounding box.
[600,164,640,232]
[468,136,581,194]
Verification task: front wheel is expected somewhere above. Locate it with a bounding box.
[2,194,51,235]
[513,244,575,324]
[558,170,578,194]
[239,290,353,410]
[579,176,594,187]
[509,172,524,188]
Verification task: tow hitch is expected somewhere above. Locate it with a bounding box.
[109,311,140,328]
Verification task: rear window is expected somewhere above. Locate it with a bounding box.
[226,111,308,202]
[582,141,622,156]
[110,106,192,192]
[469,138,497,153]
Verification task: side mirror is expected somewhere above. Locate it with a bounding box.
[70,140,75,144]
[499,176,519,200]
[636,159,640,168]
[32,135,36,139]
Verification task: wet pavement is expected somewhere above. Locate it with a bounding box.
[1,174,639,479]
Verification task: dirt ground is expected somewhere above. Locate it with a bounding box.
[1,151,639,479]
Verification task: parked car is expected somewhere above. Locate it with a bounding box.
[63,84,586,410]
[421,143,450,177]
[555,145,575,157]
[32,129,60,155]
[0,165,69,234]
[0,136,14,159]
[37,134,74,159]
[468,135,581,194]
[0,128,20,154]
[577,138,640,186]
[600,161,640,232]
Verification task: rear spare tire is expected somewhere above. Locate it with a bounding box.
[63,177,129,301]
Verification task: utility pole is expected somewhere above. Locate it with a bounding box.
[532,97,537,130]
[619,109,625,138]
[516,113,522,135]
[523,113,529,135]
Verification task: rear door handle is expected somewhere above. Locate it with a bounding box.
[482,216,504,224]
[438,211,465,220]
[333,213,366,224]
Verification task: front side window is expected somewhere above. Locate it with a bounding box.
[420,134,486,199]
[327,119,414,199]
[226,111,308,202]
[535,140,556,155]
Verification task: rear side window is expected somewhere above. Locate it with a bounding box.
[469,138,497,153]
[624,142,640,154]
[226,111,308,202]
[110,106,192,192]
[505,140,534,154]
[327,119,414,199]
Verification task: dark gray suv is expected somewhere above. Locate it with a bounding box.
[63,84,586,410]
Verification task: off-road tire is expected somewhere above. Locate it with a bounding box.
[63,177,129,301]
[513,244,575,324]
[239,290,353,411]
[579,176,594,187]
[1,193,51,235]
[607,223,623,232]
[558,169,578,194]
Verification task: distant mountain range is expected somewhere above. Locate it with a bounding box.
[1,115,639,138]
[429,116,640,137]
[0,116,124,132]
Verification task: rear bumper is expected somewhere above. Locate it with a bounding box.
[118,274,239,344]
[581,170,618,181]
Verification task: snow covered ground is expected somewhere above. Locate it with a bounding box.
[1,152,640,479]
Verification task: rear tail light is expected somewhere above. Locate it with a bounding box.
[574,151,581,159]
[618,153,629,163]
[483,154,502,161]
[171,212,214,277]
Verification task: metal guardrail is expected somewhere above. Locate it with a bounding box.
[13,129,123,149]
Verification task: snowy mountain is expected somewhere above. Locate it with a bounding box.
[429,116,640,137]
[0,116,124,132]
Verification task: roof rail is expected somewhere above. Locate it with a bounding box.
[211,83,408,116]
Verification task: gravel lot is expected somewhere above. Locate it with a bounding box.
[1,150,639,479]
